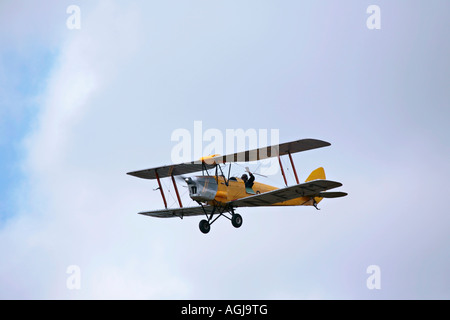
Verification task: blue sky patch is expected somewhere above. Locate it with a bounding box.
[0,47,57,222]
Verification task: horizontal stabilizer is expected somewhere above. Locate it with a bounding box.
[317,191,348,198]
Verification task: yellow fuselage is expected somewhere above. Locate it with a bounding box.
[207,176,317,207]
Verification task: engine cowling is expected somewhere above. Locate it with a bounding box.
[185,176,218,202]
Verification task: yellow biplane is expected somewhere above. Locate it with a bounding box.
[127,138,347,234]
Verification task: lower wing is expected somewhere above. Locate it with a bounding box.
[138,205,215,218]
[228,179,347,207]
[137,180,346,218]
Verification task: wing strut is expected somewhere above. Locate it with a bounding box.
[288,151,300,184]
[155,169,167,209]
[170,175,183,208]
[278,155,288,186]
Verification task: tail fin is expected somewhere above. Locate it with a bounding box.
[305,167,326,182]
[305,167,326,208]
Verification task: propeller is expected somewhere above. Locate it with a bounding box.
[175,174,192,186]
[252,172,268,178]
[245,166,267,178]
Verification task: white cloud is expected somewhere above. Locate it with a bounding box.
[1,1,449,299]
[0,1,180,299]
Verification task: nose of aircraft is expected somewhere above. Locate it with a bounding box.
[185,176,218,202]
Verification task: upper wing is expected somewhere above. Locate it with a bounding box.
[127,162,216,180]
[229,179,345,207]
[127,138,330,179]
[138,205,214,218]
[208,138,330,164]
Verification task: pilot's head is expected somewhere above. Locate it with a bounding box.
[241,174,248,182]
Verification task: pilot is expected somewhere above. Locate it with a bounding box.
[241,167,255,189]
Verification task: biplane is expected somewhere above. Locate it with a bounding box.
[127,138,347,234]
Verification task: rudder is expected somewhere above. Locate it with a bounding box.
[305,167,326,182]
[305,167,326,207]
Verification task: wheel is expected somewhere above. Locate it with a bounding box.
[199,219,211,234]
[231,213,243,228]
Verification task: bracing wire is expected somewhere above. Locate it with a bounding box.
[162,179,178,208]
[282,156,296,183]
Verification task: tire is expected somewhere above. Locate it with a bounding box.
[231,214,243,228]
[199,219,211,234]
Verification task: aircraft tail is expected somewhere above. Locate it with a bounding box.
[305,167,326,207]
[305,167,326,182]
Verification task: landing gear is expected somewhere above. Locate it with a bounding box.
[231,213,243,228]
[197,204,242,234]
[199,219,211,234]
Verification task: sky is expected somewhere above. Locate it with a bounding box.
[0,0,449,299]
